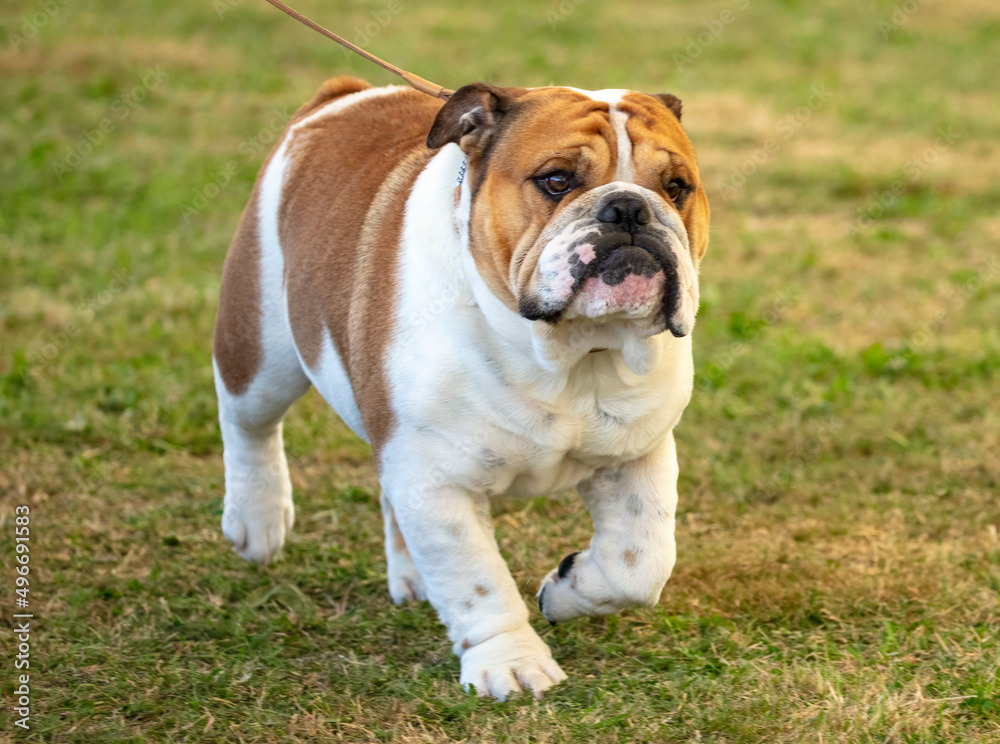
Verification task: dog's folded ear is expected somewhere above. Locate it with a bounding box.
[427,83,526,153]
[648,93,683,122]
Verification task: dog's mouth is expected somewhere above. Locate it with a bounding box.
[530,231,685,336]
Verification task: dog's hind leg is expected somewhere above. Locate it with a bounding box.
[380,493,427,603]
[213,165,310,565]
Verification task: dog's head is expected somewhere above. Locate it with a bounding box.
[427,84,709,340]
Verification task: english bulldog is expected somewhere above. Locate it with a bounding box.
[213,76,709,700]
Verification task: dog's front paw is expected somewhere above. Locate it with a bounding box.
[459,625,567,701]
[539,547,669,624]
[537,550,616,624]
[222,497,294,565]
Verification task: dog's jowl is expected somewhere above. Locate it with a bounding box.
[213,76,709,700]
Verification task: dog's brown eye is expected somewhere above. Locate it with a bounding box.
[538,171,573,197]
[665,179,685,202]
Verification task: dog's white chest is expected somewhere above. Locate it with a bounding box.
[393,340,691,498]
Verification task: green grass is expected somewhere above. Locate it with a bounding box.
[2,0,999,741]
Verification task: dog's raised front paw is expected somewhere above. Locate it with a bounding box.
[537,550,614,624]
[222,497,294,565]
[459,625,567,701]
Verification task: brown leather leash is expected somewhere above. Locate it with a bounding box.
[263,0,454,99]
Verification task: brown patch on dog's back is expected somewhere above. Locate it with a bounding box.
[214,77,373,397]
[474,584,490,596]
[278,84,444,451]
[623,549,638,567]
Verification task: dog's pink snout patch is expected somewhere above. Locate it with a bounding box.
[576,243,596,264]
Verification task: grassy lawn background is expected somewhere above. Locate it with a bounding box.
[1,0,999,741]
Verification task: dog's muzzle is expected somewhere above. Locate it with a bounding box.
[522,191,686,336]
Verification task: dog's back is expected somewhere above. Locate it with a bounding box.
[214,77,441,446]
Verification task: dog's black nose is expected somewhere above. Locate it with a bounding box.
[596,194,651,231]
